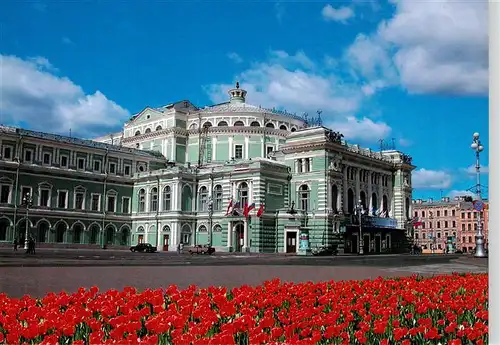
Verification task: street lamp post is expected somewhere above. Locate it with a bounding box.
[22,193,33,250]
[354,199,365,255]
[471,132,486,258]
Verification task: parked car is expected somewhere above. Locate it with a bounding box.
[130,243,157,253]
[312,244,338,256]
[188,245,215,255]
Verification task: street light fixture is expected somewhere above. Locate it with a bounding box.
[354,199,365,255]
[22,192,33,250]
[471,132,486,258]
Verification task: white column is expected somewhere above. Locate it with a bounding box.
[367,171,373,214]
[170,138,175,161]
[232,182,236,200]
[327,178,332,210]
[378,174,384,213]
[244,136,249,159]
[228,137,234,158]
[212,137,217,161]
[302,159,306,172]
[156,222,162,250]
[355,168,361,201]
[243,219,249,251]
[249,180,254,204]
[227,221,233,251]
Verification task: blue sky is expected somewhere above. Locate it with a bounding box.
[0,0,488,200]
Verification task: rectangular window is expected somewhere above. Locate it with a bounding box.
[77,158,85,170]
[436,211,440,217]
[21,187,31,200]
[109,163,116,174]
[57,191,67,208]
[452,210,456,217]
[444,210,448,217]
[91,194,100,211]
[0,185,10,203]
[43,153,51,165]
[124,165,131,176]
[75,192,84,209]
[234,145,243,159]
[24,149,32,163]
[444,221,448,228]
[93,160,101,172]
[40,189,50,207]
[60,155,68,168]
[266,146,274,157]
[452,221,456,227]
[107,195,116,212]
[122,197,130,213]
[3,146,12,159]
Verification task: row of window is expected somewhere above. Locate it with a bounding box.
[1,146,134,176]
[296,158,312,173]
[417,220,457,229]
[415,210,483,220]
[0,184,130,213]
[346,167,390,187]
[416,233,476,244]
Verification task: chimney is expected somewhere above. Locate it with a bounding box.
[442,197,450,202]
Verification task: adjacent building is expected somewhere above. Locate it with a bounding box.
[412,196,489,253]
[1,83,416,254]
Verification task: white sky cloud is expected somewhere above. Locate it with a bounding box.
[448,190,476,199]
[412,168,453,189]
[205,50,391,142]
[322,5,354,23]
[462,164,489,175]
[346,0,487,96]
[227,52,243,64]
[0,55,130,136]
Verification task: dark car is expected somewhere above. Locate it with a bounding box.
[188,245,215,255]
[130,243,157,253]
[312,244,338,256]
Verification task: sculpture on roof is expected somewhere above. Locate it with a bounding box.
[236,81,240,89]
[401,153,413,165]
[326,130,344,144]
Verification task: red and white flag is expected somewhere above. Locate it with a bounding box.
[256,203,265,217]
[225,198,233,216]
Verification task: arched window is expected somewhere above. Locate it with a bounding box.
[156,125,163,131]
[190,123,198,130]
[266,122,275,128]
[218,121,228,126]
[181,185,193,211]
[138,189,146,212]
[331,185,338,212]
[298,185,309,211]
[145,128,151,134]
[371,193,378,215]
[198,225,208,232]
[203,122,212,128]
[347,188,355,214]
[279,124,288,131]
[134,130,141,136]
[238,182,249,206]
[198,186,208,211]
[163,186,171,211]
[213,224,222,232]
[162,225,171,232]
[291,127,297,132]
[150,187,158,212]
[250,121,260,127]
[214,185,223,211]
[360,191,367,210]
[234,121,244,126]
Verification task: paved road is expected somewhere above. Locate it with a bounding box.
[0,248,487,298]
[0,248,477,267]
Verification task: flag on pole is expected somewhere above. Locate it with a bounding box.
[246,202,256,217]
[225,198,233,216]
[232,201,241,216]
[412,216,422,227]
[256,203,265,217]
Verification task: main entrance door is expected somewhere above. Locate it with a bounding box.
[138,235,144,244]
[363,235,370,254]
[375,236,381,253]
[286,232,297,253]
[234,223,244,252]
[163,234,169,251]
[351,234,358,254]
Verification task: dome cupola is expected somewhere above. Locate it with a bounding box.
[228,81,247,103]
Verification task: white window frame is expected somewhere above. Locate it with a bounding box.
[38,183,52,207]
[24,148,34,163]
[74,188,86,210]
[106,193,117,213]
[77,157,86,171]
[42,152,52,166]
[93,159,101,172]
[2,145,14,160]
[124,164,131,176]
[234,144,243,159]
[266,145,274,157]
[122,196,131,213]
[60,154,69,168]
[109,162,116,174]
[90,193,101,211]
[0,183,13,203]
[20,185,33,201]
[56,189,69,209]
